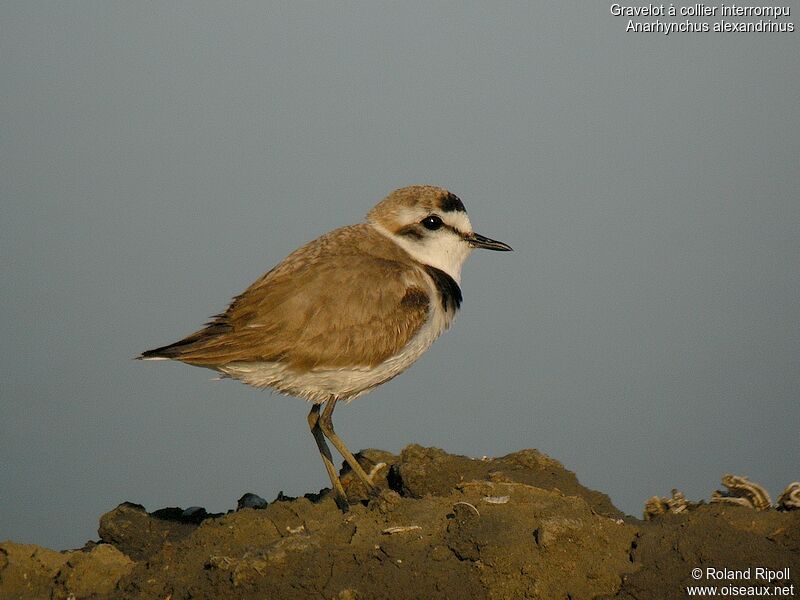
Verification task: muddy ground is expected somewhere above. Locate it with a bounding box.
[2,445,798,599]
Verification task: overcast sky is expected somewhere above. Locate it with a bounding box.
[2,2,798,550]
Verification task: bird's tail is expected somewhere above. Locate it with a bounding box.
[136,322,232,361]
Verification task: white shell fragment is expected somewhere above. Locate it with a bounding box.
[286,525,305,534]
[777,482,800,511]
[452,501,481,517]
[644,475,799,518]
[643,489,689,520]
[367,462,387,481]
[482,495,510,504]
[381,525,422,535]
[710,474,771,510]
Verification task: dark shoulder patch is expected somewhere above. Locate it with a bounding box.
[423,265,462,312]
[439,192,466,213]
[401,286,430,309]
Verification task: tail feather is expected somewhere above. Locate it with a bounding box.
[137,322,232,361]
[137,343,187,360]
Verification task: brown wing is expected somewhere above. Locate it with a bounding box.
[141,225,432,370]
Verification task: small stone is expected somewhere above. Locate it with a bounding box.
[237,493,268,510]
[182,506,208,520]
[430,545,452,562]
[369,488,403,515]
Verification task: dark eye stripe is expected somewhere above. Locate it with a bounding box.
[396,224,424,240]
[397,217,465,242]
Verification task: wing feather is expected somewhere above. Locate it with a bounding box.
[142,225,432,370]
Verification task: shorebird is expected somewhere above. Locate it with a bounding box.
[139,185,512,510]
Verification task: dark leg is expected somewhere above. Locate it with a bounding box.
[318,396,377,494]
[308,403,349,511]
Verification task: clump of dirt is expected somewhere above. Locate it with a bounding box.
[0,542,133,600]
[600,505,800,600]
[1,445,797,599]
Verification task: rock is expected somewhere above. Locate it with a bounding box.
[0,542,69,599]
[2,446,798,599]
[597,504,800,600]
[444,481,637,599]
[340,447,397,501]
[180,506,209,521]
[53,544,134,599]
[0,542,133,600]
[390,444,623,517]
[98,501,204,561]
[237,492,268,510]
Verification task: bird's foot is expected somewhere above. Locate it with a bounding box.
[333,493,350,513]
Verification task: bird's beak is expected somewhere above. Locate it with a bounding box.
[466,232,513,251]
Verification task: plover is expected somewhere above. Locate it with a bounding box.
[140,185,511,510]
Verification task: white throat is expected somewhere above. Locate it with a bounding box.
[371,222,473,283]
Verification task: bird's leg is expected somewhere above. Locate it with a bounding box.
[318,396,377,494]
[308,403,349,512]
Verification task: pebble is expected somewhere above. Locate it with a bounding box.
[237,493,268,510]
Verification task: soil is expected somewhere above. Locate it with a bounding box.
[1,445,797,599]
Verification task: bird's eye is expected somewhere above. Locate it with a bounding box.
[421,215,443,230]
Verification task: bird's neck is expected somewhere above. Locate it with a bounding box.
[370,222,472,284]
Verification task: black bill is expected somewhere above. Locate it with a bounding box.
[466,232,513,251]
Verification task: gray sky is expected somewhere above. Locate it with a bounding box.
[2,2,798,550]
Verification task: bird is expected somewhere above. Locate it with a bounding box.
[139,185,512,510]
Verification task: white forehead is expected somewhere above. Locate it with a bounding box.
[444,210,473,233]
[395,206,474,234]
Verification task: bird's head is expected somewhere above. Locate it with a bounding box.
[368,185,512,283]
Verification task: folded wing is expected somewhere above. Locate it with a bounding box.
[140,227,431,371]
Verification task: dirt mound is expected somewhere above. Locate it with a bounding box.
[2,445,797,599]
